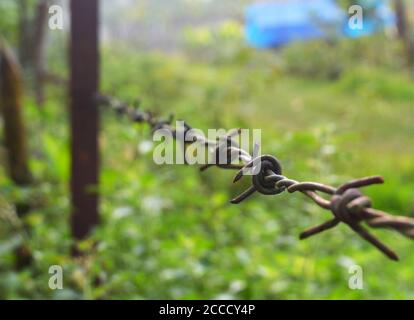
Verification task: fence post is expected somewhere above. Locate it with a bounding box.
[0,39,33,186]
[69,0,99,242]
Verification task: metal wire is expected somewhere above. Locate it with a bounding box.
[97,93,414,261]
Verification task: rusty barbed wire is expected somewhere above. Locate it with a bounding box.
[96,93,414,261]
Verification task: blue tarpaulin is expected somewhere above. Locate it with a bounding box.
[245,0,395,48]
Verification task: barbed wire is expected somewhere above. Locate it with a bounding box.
[96,93,414,261]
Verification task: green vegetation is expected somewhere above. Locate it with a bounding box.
[1,15,414,298]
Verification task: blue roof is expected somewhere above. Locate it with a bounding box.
[246,0,343,26]
[245,0,395,48]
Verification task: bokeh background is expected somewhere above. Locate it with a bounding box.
[1,0,414,299]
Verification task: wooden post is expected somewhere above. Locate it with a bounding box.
[0,41,34,268]
[394,0,414,70]
[33,0,48,106]
[0,39,33,186]
[69,0,99,241]
[18,0,30,68]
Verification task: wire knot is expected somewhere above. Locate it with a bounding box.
[231,155,284,203]
[330,188,371,225]
[199,129,246,171]
[295,176,400,261]
[251,155,285,195]
[214,136,240,168]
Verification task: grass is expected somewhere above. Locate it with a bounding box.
[1,40,414,299]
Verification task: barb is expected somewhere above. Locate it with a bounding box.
[97,93,414,261]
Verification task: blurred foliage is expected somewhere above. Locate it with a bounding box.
[280,39,344,80]
[0,0,40,47]
[183,20,251,65]
[0,1,19,45]
[279,35,405,80]
[1,6,414,299]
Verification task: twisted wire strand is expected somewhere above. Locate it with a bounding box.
[97,94,414,261]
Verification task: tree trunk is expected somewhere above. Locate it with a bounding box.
[394,0,414,70]
[18,0,30,68]
[0,39,33,186]
[33,0,49,106]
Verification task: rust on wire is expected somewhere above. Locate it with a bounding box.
[97,93,414,261]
